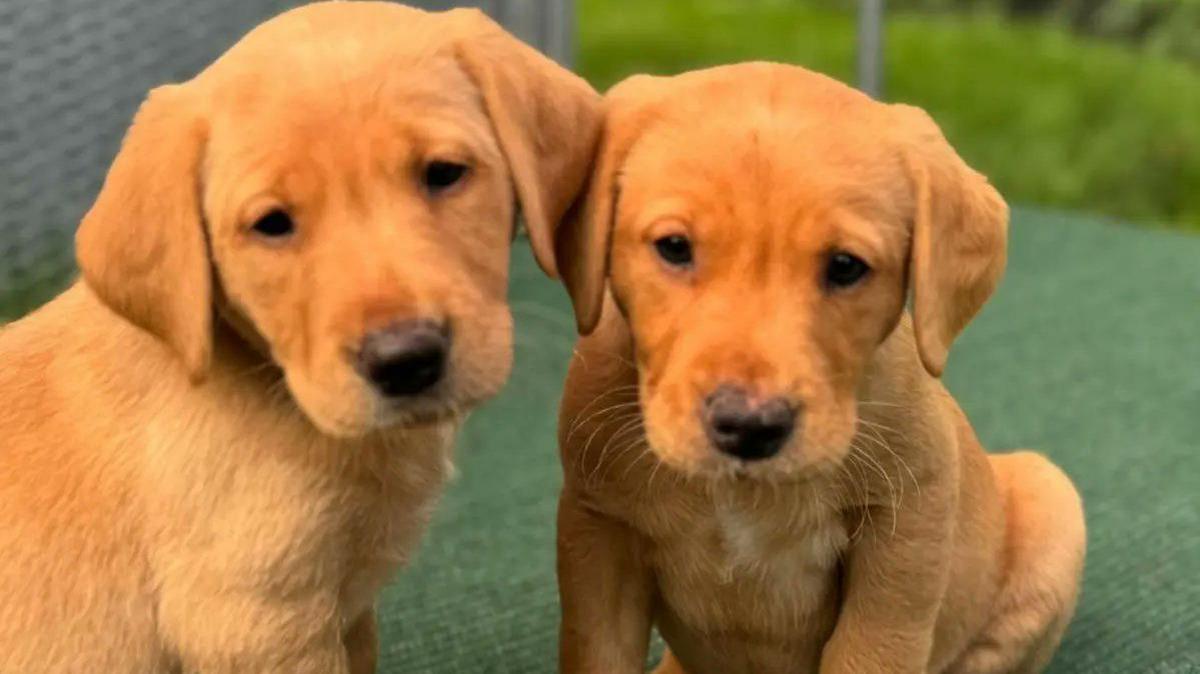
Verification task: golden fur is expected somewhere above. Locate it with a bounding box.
[0,3,599,672]
[554,63,1085,674]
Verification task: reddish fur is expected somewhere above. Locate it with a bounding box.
[0,3,600,672]
[554,63,1084,674]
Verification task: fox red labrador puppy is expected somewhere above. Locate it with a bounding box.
[555,63,1084,674]
[0,3,598,672]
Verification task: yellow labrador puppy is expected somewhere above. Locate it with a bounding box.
[555,63,1085,674]
[0,3,598,672]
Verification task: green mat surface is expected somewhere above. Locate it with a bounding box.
[376,208,1200,673]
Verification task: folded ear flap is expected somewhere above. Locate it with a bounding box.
[451,9,602,279]
[76,85,212,381]
[896,105,1009,377]
[554,75,664,335]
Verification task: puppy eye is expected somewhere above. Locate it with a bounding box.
[423,161,469,193]
[250,209,295,239]
[654,235,694,268]
[825,252,870,289]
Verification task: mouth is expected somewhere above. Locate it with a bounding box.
[703,456,832,485]
[376,399,466,430]
[706,454,784,480]
[279,370,474,438]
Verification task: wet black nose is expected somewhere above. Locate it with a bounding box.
[703,386,796,461]
[357,321,448,398]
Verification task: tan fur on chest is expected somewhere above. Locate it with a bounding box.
[641,483,847,641]
[139,383,457,622]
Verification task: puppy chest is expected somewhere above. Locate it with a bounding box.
[156,436,452,618]
[338,456,453,614]
[653,504,848,636]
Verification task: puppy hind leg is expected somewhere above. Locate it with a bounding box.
[946,451,1086,674]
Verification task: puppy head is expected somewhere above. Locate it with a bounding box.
[76,2,599,437]
[559,63,1006,478]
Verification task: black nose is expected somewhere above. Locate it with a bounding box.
[357,321,448,398]
[703,386,795,461]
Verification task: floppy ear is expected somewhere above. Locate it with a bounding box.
[895,105,1008,377]
[76,85,212,381]
[554,75,664,335]
[451,9,601,279]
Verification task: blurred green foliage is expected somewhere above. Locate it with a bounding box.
[888,0,1200,64]
[577,0,1200,232]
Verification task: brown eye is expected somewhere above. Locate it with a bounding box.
[251,209,294,239]
[423,161,468,193]
[654,235,694,268]
[825,252,870,289]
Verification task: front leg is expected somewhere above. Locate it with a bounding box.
[345,609,379,674]
[558,489,655,674]
[820,477,956,673]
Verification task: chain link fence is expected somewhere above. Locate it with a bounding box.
[0,0,573,319]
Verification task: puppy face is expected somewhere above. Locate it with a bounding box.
[559,64,1006,478]
[612,119,911,477]
[77,3,600,437]
[202,58,515,435]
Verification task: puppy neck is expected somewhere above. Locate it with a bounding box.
[211,284,275,370]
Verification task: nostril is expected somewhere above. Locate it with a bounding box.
[714,419,740,436]
[748,419,792,447]
[757,399,795,436]
[358,320,449,398]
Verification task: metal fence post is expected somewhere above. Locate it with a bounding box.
[857,0,885,99]
[493,0,574,67]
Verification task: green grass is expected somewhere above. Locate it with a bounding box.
[577,0,1200,232]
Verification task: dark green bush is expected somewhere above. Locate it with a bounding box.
[887,0,1200,64]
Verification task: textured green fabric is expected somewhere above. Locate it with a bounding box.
[375,208,1200,673]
